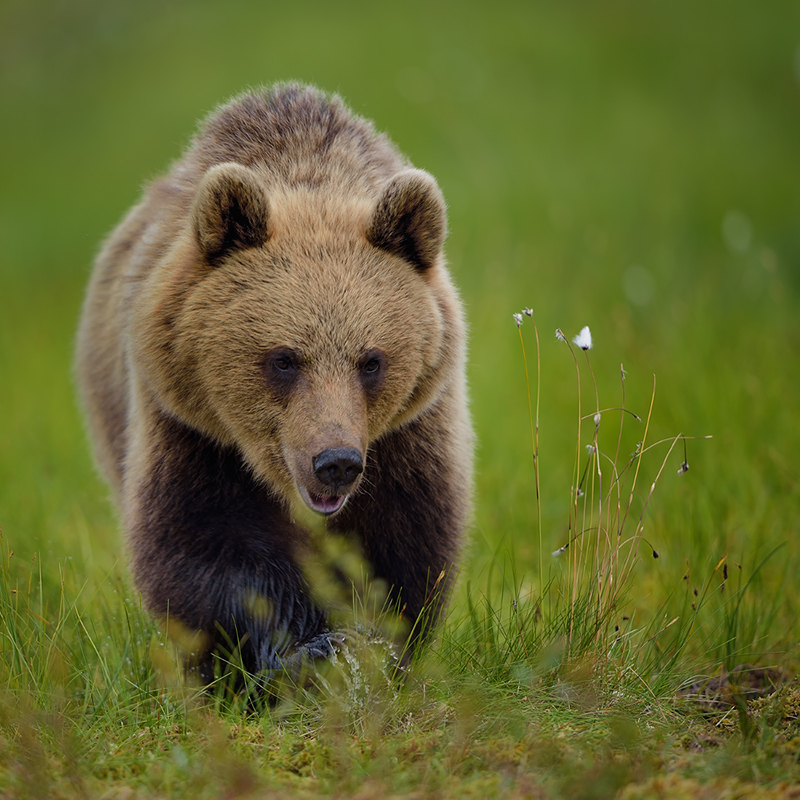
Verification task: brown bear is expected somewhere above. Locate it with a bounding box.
[76,83,472,683]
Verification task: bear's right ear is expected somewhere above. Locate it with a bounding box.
[367,169,447,272]
[191,163,269,263]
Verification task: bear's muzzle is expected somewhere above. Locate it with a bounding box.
[296,446,364,515]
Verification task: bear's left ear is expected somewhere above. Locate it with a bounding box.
[367,169,447,271]
[191,162,269,264]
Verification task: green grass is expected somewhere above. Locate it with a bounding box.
[2,0,800,796]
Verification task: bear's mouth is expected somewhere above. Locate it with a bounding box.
[298,486,347,516]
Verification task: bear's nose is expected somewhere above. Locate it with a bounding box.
[312,447,364,489]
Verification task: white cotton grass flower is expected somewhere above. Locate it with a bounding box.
[573,326,593,351]
[523,308,533,317]
[555,329,567,342]
[513,313,523,327]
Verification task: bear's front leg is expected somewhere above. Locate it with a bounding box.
[331,386,472,650]
[122,412,333,682]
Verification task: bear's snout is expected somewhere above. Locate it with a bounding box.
[296,446,364,516]
[312,447,363,490]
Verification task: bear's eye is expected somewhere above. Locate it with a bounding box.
[360,349,386,398]
[263,347,301,397]
[274,355,295,372]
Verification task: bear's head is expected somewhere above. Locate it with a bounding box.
[133,163,464,516]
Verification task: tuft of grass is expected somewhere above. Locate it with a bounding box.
[497,315,712,671]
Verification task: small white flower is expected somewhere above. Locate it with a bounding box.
[523,308,533,317]
[678,461,690,475]
[552,544,568,557]
[594,412,601,426]
[555,328,566,342]
[586,444,596,454]
[573,326,593,350]
[513,313,523,327]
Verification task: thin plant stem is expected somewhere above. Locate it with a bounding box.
[533,319,542,597]
[557,332,582,651]
[517,312,544,597]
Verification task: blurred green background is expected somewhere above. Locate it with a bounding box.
[1,0,798,655]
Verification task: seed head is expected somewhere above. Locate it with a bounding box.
[523,308,533,317]
[555,328,567,342]
[573,326,593,350]
[513,313,523,327]
[678,461,690,475]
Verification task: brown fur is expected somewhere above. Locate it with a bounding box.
[76,84,472,681]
